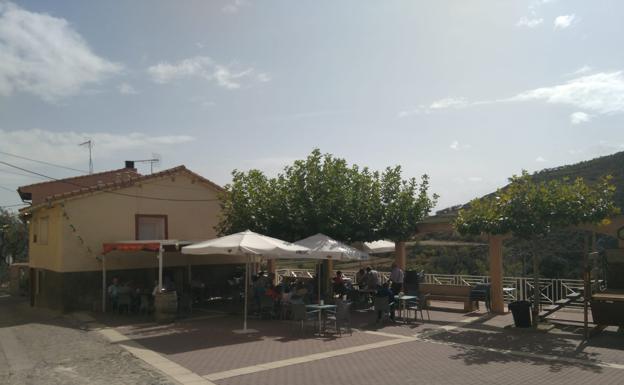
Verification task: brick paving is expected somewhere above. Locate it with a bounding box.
[216,337,623,385]
[104,300,624,385]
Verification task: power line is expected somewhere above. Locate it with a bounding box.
[0,168,49,180]
[0,150,88,173]
[0,185,16,193]
[0,160,220,203]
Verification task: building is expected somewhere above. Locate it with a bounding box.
[18,162,243,311]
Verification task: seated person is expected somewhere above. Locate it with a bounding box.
[332,271,347,296]
[265,284,280,301]
[289,293,304,305]
[375,282,395,322]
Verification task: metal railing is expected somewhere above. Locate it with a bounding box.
[276,269,591,305]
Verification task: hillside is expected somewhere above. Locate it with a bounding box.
[437,150,624,216]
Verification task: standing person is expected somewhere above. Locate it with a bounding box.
[389,263,404,294]
[107,277,120,312]
[355,268,366,287]
[365,266,380,290]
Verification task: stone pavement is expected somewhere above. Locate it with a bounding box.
[0,296,175,385]
[104,303,624,385]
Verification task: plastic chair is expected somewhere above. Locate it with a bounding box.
[117,293,132,314]
[327,300,352,335]
[373,296,394,324]
[260,296,275,319]
[407,295,430,321]
[290,304,319,334]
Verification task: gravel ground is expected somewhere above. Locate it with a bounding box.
[0,296,175,385]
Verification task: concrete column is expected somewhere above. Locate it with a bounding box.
[395,241,406,270]
[489,236,505,314]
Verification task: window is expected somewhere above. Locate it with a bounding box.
[38,217,49,245]
[135,215,168,240]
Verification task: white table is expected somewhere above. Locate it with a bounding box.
[394,295,418,323]
[306,304,337,334]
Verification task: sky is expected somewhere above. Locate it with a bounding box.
[1,0,624,212]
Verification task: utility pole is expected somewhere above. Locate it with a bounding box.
[79,140,94,174]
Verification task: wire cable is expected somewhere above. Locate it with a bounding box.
[0,150,88,173]
[0,185,16,193]
[0,160,220,203]
[0,168,48,180]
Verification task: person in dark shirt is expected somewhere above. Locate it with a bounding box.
[375,282,395,322]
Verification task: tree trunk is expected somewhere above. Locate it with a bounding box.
[395,241,406,270]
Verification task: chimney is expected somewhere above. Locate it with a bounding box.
[125,161,135,169]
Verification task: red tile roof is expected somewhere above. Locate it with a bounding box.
[19,165,224,212]
[18,167,140,205]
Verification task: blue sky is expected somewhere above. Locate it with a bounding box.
[1,0,624,211]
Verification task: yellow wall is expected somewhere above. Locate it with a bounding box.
[28,206,63,271]
[42,171,226,272]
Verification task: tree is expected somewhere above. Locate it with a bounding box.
[379,167,438,267]
[0,209,28,281]
[216,149,437,250]
[455,171,618,325]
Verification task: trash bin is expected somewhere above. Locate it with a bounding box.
[508,300,532,328]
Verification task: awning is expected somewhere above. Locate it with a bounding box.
[102,240,191,255]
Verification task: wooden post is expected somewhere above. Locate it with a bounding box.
[395,241,406,270]
[489,236,505,314]
[583,233,590,339]
[322,258,334,300]
[267,259,277,285]
[101,255,106,313]
[157,248,163,291]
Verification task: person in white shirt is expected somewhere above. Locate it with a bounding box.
[389,263,404,294]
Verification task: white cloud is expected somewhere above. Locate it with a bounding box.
[147,56,213,84]
[535,156,547,162]
[0,129,194,167]
[511,72,624,114]
[0,2,122,102]
[554,14,576,30]
[222,0,247,14]
[402,71,624,120]
[516,17,543,28]
[398,97,469,117]
[568,65,592,77]
[467,177,483,182]
[118,83,138,95]
[570,111,591,125]
[449,140,471,151]
[147,56,268,89]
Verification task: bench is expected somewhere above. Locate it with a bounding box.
[419,283,478,312]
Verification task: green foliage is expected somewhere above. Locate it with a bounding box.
[455,171,619,240]
[380,168,438,242]
[407,244,489,275]
[217,149,437,243]
[0,209,28,281]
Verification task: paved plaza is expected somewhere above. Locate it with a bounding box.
[102,302,624,385]
[1,295,623,385]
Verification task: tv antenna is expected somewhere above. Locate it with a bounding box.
[130,154,161,174]
[79,140,94,174]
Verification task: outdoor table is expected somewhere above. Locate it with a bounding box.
[394,295,418,323]
[306,303,337,334]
